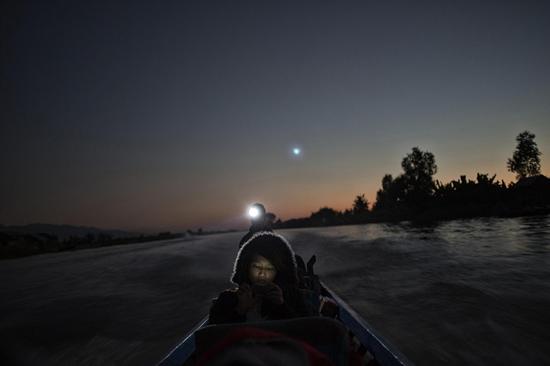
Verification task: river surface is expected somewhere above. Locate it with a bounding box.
[1,215,550,365]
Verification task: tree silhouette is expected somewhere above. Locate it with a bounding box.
[373,147,437,214]
[310,207,339,226]
[374,174,407,211]
[507,131,541,180]
[400,147,437,205]
[434,173,506,207]
[374,174,394,211]
[352,194,369,214]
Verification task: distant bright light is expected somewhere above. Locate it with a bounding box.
[248,206,261,219]
[292,148,301,156]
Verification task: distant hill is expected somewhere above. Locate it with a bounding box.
[0,224,137,240]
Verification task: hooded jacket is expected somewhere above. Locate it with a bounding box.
[209,232,308,324]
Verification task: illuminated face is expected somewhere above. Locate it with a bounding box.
[248,255,277,285]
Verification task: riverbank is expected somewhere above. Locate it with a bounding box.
[0,231,184,260]
[276,175,550,228]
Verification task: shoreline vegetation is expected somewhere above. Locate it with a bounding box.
[2,132,548,259]
[274,174,550,229]
[1,175,548,260]
[3,174,548,260]
[274,131,548,228]
[0,229,184,260]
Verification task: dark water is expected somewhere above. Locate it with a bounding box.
[1,215,550,365]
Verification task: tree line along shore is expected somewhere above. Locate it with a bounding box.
[276,130,549,228]
[2,131,548,259]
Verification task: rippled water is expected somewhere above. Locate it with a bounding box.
[285,215,550,365]
[1,215,549,365]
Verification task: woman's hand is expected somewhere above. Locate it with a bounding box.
[253,283,284,305]
[236,283,257,315]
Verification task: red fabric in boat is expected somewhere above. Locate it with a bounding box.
[196,326,334,366]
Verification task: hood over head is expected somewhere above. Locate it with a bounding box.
[231,231,298,287]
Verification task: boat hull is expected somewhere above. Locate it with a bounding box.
[157,281,413,366]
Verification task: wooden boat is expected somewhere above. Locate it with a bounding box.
[157,281,414,366]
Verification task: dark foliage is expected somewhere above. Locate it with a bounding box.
[507,131,542,180]
[0,231,183,260]
[276,139,548,229]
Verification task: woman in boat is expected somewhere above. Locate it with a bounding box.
[209,231,309,324]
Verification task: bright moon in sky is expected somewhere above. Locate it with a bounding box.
[292,148,301,156]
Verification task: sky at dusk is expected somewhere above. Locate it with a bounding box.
[2,0,550,232]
